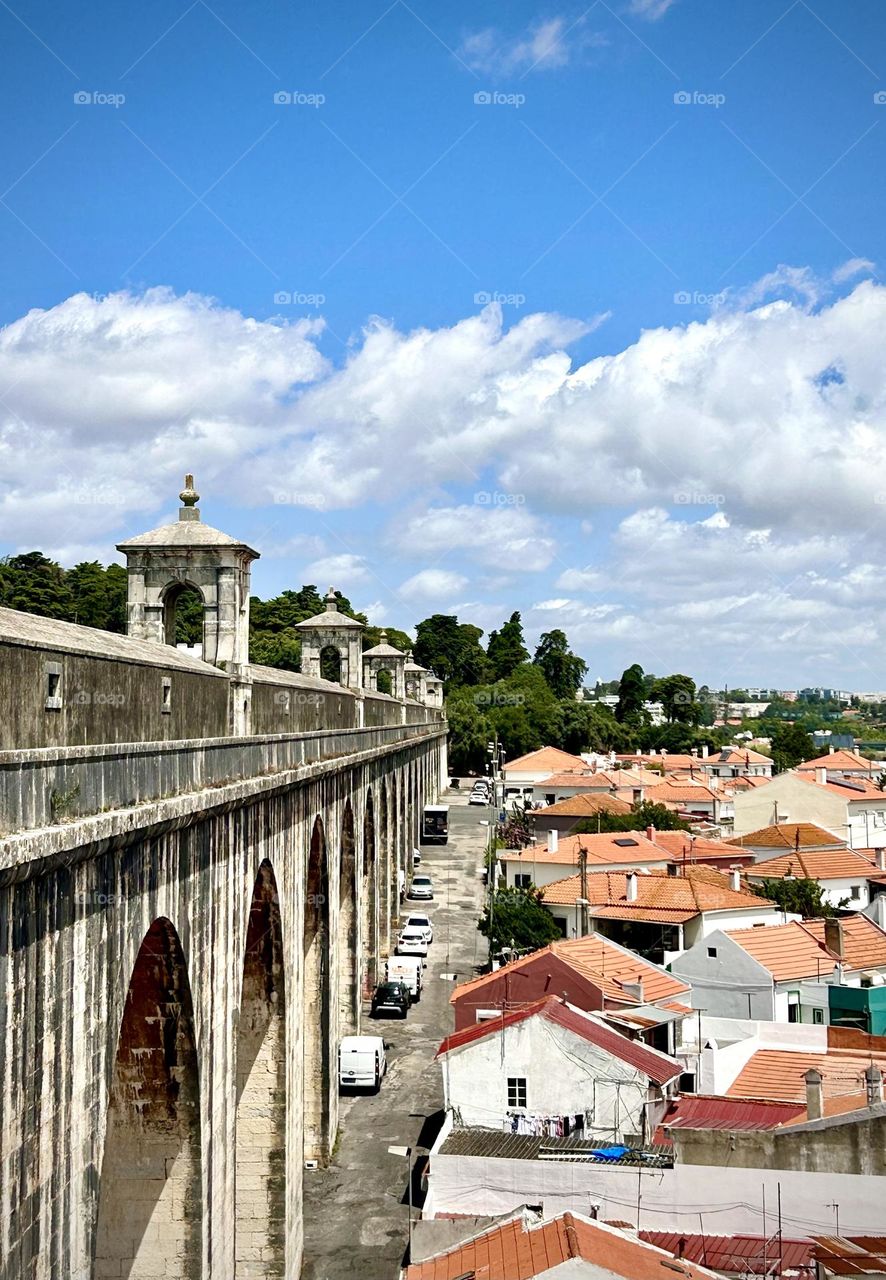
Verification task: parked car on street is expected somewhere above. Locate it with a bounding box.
[385,955,423,1001]
[408,874,434,900]
[396,926,429,957]
[468,791,488,806]
[338,1035,387,1092]
[405,913,433,943]
[370,980,410,1018]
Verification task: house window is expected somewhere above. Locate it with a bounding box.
[788,1004,799,1023]
[813,1009,825,1025]
[507,1077,527,1109]
[707,946,717,958]
[544,794,555,805]
[44,663,62,710]
[850,885,861,900]
[161,677,172,714]
[514,874,532,889]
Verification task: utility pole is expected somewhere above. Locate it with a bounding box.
[579,848,589,938]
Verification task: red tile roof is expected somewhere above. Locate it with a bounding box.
[747,847,877,882]
[406,1213,722,1280]
[728,824,845,850]
[728,1043,886,1103]
[449,936,690,1009]
[639,1234,813,1276]
[542,867,772,922]
[531,792,633,818]
[505,747,587,774]
[436,995,682,1086]
[500,832,672,868]
[646,782,719,805]
[725,915,886,981]
[798,749,880,773]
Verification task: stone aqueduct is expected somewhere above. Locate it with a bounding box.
[0,481,448,1279]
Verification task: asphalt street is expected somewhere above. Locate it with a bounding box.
[301,788,489,1279]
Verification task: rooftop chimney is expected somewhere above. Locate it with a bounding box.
[865,1063,883,1107]
[816,767,827,786]
[824,917,845,961]
[730,866,741,892]
[829,745,835,755]
[646,825,656,843]
[548,829,559,854]
[804,1067,823,1121]
[877,848,886,872]
[701,744,709,759]
[626,871,638,902]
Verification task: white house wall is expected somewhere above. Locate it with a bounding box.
[444,1016,654,1141]
[424,1153,886,1237]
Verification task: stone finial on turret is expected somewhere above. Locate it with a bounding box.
[326,586,338,612]
[178,474,201,522]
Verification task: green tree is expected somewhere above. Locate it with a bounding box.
[445,690,490,773]
[556,701,632,755]
[573,801,690,835]
[652,674,701,724]
[478,886,561,954]
[752,877,842,918]
[770,722,816,773]
[615,663,647,725]
[487,612,529,681]
[0,551,75,619]
[414,614,488,688]
[533,629,588,699]
[66,561,128,631]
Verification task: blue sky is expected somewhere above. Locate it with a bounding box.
[2,0,886,688]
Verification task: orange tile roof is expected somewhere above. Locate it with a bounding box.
[782,1090,871,1126]
[811,775,886,800]
[803,915,886,972]
[721,775,772,791]
[500,832,672,868]
[534,770,623,790]
[646,781,719,805]
[728,823,845,850]
[798,749,880,773]
[542,867,771,921]
[729,1048,886,1104]
[650,831,749,862]
[714,748,774,766]
[531,792,633,818]
[748,848,877,882]
[449,934,690,1007]
[505,747,587,774]
[406,1213,721,1280]
[725,915,886,981]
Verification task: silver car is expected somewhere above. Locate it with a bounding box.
[408,874,434,900]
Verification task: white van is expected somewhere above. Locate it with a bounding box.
[386,955,423,1002]
[338,1035,386,1091]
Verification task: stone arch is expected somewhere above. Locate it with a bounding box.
[235,860,286,1277]
[375,668,393,695]
[94,917,202,1279]
[319,644,343,685]
[161,578,205,649]
[379,778,391,952]
[303,815,332,1162]
[337,800,358,1031]
[361,790,379,1000]
[389,772,402,936]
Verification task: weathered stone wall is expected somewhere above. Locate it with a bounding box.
[0,642,230,749]
[0,727,444,1280]
[248,670,358,736]
[362,692,402,727]
[672,1107,886,1174]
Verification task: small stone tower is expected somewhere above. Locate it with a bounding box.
[362,631,406,699]
[404,650,428,703]
[295,587,364,690]
[117,475,259,671]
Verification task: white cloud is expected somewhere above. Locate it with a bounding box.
[399,569,469,599]
[397,503,557,572]
[302,553,370,588]
[627,0,677,18]
[459,17,606,76]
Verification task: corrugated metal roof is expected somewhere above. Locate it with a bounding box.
[640,1233,813,1275]
[437,996,682,1085]
[658,1093,805,1132]
[439,1128,674,1165]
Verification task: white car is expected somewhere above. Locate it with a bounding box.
[396,927,429,957]
[408,874,434,900]
[468,791,488,806]
[405,913,433,943]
